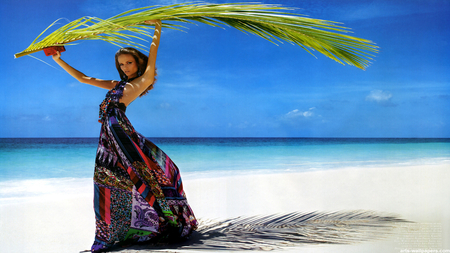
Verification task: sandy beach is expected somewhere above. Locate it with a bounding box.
[1,163,449,253]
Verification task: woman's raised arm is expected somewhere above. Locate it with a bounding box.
[120,20,162,106]
[52,51,117,90]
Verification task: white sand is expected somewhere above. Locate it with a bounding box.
[1,164,449,253]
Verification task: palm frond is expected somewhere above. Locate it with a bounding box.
[14,2,378,69]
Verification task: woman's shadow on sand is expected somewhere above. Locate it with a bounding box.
[100,210,409,252]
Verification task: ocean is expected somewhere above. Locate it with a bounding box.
[1,137,449,204]
[1,137,449,182]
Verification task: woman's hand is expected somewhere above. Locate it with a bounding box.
[144,19,161,26]
[52,51,61,61]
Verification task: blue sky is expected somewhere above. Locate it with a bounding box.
[1,0,449,138]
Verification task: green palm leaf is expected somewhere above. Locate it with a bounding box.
[14,2,378,69]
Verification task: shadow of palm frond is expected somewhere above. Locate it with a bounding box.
[113,210,409,252]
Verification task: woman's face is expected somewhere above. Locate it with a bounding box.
[118,54,138,79]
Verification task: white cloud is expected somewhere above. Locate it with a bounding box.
[285,107,315,118]
[366,90,392,103]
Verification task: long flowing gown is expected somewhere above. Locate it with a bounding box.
[91,81,197,252]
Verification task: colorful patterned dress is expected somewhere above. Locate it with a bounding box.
[91,81,197,252]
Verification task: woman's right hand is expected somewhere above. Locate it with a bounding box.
[52,51,61,61]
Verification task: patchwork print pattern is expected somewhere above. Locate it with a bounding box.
[92,81,197,253]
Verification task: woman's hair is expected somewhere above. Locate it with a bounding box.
[115,47,157,97]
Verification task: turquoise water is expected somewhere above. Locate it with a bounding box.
[1,138,449,182]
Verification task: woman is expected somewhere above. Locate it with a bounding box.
[52,20,197,252]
